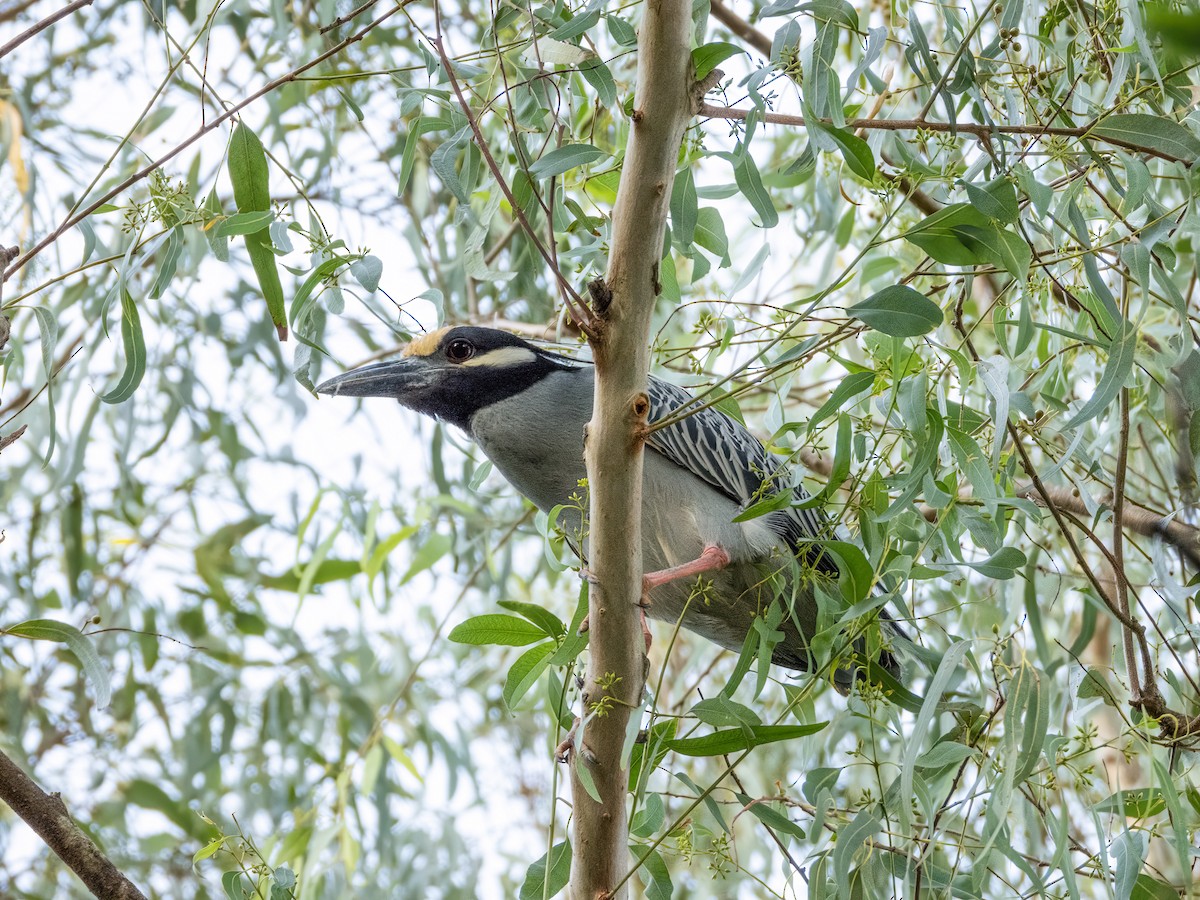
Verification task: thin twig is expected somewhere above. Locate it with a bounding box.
[696,103,1197,165]
[427,32,597,336]
[0,0,93,61]
[1112,388,1142,700]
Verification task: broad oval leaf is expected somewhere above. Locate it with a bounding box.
[349,254,383,292]
[823,125,875,180]
[850,285,942,337]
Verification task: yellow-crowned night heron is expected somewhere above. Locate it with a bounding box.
[317,325,901,683]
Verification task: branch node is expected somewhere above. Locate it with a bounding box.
[691,69,724,112]
[587,277,613,316]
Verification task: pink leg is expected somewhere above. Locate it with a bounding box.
[642,544,731,590]
[576,545,730,651]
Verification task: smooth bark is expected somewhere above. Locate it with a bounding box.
[569,2,695,897]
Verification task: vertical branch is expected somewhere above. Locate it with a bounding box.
[568,2,694,898]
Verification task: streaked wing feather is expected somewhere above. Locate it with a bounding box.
[645,378,833,555]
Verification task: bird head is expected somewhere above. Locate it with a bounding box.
[315,325,577,430]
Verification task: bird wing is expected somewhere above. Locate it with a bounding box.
[644,377,833,556]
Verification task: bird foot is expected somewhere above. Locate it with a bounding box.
[555,718,581,763]
[637,602,652,653]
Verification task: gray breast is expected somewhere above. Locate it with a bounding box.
[468,369,593,515]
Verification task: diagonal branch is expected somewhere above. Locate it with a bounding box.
[0,749,149,900]
[0,0,93,61]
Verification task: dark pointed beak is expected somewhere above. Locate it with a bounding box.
[315,357,430,398]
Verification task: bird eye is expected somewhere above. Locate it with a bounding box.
[445,338,475,362]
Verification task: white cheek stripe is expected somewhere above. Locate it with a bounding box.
[462,346,539,367]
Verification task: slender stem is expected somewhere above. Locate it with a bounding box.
[0,0,93,61]
[428,33,596,335]
[697,103,1195,165]
[2,1,408,282]
[915,0,991,123]
[1112,388,1141,700]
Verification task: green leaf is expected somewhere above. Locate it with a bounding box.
[1132,874,1183,900]
[1062,324,1137,429]
[497,600,565,638]
[902,202,992,265]
[692,41,744,79]
[228,122,271,212]
[228,122,287,340]
[850,285,942,337]
[1095,788,1166,818]
[1087,114,1200,163]
[349,255,382,292]
[192,836,228,867]
[6,618,111,707]
[519,840,571,900]
[732,151,778,228]
[632,845,673,900]
[1007,663,1048,786]
[957,224,1031,280]
[665,722,827,756]
[670,167,698,248]
[807,369,874,434]
[223,871,246,900]
[606,13,637,46]
[1078,667,1121,708]
[98,290,147,404]
[31,306,58,463]
[963,177,1019,224]
[690,696,762,728]
[693,207,730,264]
[629,719,676,791]
[503,642,555,709]
[735,793,806,838]
[214,210,276,237]
[915,741,977,769]
[260,558,360,592]
[822,124,875,180]
[630,794,665,838]
[959,546,1026,580]
[448,614,549,646]
[527,144,607,179]
[400,531,451,583]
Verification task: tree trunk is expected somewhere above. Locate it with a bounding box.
[569,2,695,898]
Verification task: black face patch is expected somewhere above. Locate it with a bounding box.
[396,327,578,430]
